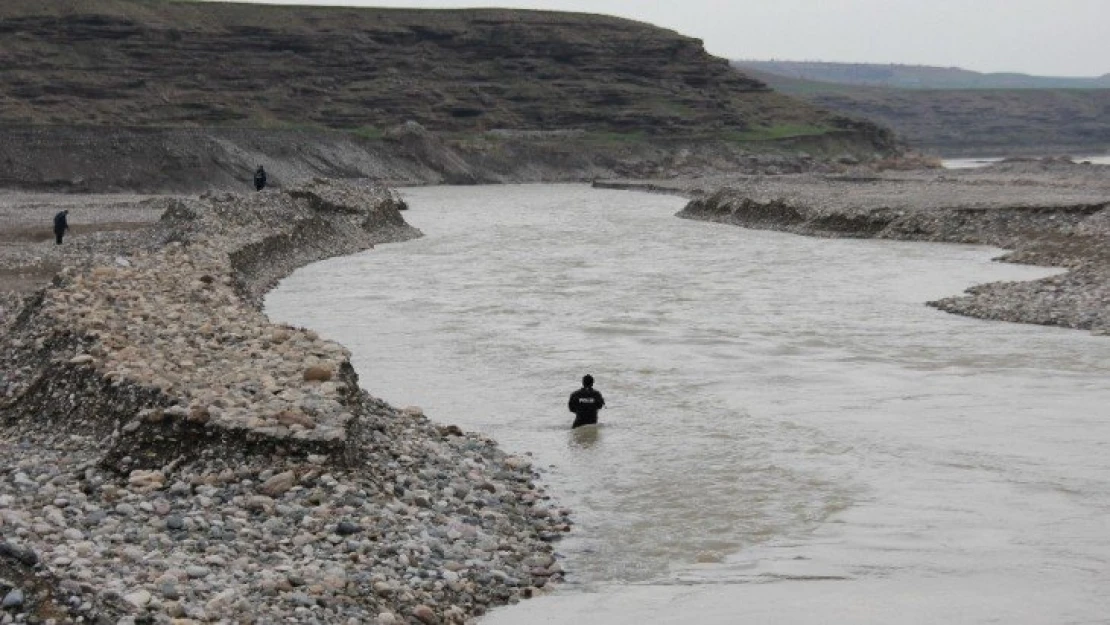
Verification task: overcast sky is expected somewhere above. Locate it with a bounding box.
[210,0,1109,76]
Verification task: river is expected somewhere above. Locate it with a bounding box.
[265,185,1110,624]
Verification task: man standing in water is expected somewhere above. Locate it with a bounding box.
[568,374,605,428]
[53,209,69,245]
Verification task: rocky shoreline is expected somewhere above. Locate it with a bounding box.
[598,159,1110,335]
[0,181,569,624]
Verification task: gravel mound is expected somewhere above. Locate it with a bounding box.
[1,180,568,623]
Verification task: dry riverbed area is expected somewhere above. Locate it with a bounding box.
[0,194,168,313]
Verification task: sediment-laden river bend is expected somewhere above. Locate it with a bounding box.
[267,185,1110,624]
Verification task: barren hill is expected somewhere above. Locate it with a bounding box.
[0,1,889,140]
[0,1,900,191]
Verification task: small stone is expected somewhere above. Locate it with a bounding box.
[412,605,438,624]
[166,516,186,531]
[289,592,314,607]
[129,469,165,491]
[335,521,362,536]
[187,405,211,424]
[84,510,107,526]
[168,481,192,496]
[276,410,316,429]
[244,496,273,512]
[259,471,296,497]
[206,588,237,614]
[123,589,152,608]
[303,366,333,382]
[164,601,186,618]
[504,456,531,470]
[186,565,210,579]
[2,589,24,608]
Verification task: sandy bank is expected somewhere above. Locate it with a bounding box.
[0,181,567,623]
[598,159,1110,335]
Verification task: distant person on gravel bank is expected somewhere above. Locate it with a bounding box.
[53,209,69,245]
[254,165,267,191]
[569,374,605,429]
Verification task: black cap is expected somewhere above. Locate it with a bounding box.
[582,374,594,387]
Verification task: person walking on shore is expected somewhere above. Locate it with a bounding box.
[254,165,267,191]
[568,374,605,429]
[53,209,69,245]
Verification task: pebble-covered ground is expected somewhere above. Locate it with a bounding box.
[0,181,568,624]
[599,158,1110,335]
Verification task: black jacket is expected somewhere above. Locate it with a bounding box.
[568,387,605,421]
[53,211,68,233]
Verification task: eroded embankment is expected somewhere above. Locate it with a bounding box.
[667,168,1109,335]
[0,181,569,623]
[0,124,885,194]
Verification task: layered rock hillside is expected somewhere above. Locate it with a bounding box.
[0,0,897,191]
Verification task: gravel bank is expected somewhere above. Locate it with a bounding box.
[0,181,568,623]
[599,159,1110,335]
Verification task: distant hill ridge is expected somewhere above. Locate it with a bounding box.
[735,65,1110,156]
[734,60,1110,90]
